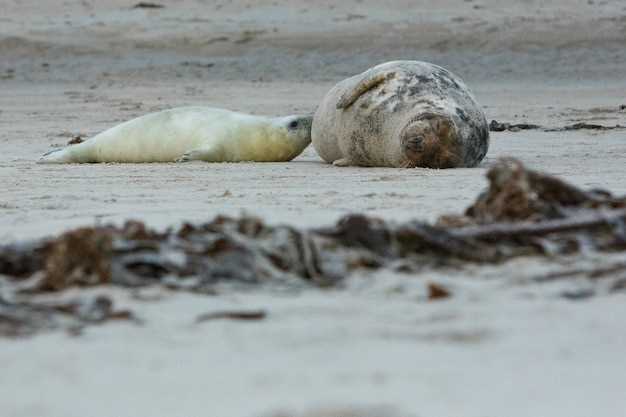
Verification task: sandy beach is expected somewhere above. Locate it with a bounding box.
[1,1,626,416]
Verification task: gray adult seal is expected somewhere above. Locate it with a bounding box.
[312,60,489,168]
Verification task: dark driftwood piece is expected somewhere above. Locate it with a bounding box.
[2,158,626,337]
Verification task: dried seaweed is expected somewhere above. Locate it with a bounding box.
[439,158,626,257]
[444,158,626,224]
[0,295,135,338]
[545,122,626,132]
[489,120,541,132]
[427,283,451,300]
[0,241,45,278]
[489,119,626,132]
[2,158,625,286]
[2,158,626,336]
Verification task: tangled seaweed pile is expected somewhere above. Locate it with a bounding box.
[2,158,626,337]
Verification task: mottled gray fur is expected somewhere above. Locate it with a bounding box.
[312,61,489,168]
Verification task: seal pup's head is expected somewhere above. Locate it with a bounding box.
[399,113,463,169]
[275,114,313,159]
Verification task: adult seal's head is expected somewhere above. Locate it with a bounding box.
[312,60,489,168]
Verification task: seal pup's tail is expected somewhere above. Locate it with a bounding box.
[37,142,92,164]
[400,114,463,169]
[38,148,74,164]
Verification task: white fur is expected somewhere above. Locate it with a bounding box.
[39,107,311,164]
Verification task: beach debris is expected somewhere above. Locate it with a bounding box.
[1,68,15,79]
[545,122,626,131]
[427,283,451,300]
[0,241,45,278]
[611,278,626,293]
[533,261,626,287]
[234,30,267,44]
[67,136,84,145]
[489,120,541,132]
[444,157,626,224]
[195,309,267,323]
[2,158,625,286]
[0,297,56,337]
[2,158,626,337]
[0,295,134,338]
[180,61,215,69]
[490,119,626,132]
[560,288,595,300]
[132,2,164,9]
[333,14,367,22]
[204,36,230,45]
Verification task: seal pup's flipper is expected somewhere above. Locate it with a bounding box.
[176,146,222,163]
[336,71,396,110]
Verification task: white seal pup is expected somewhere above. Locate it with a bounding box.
[312,60,489,168]
[39,106,312,163]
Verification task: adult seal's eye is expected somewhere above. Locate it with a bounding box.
[288,120,299,129]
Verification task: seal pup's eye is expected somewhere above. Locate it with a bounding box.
[288,120,299,129]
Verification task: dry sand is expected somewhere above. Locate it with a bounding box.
[1,1,626,416]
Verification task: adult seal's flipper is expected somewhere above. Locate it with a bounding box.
[336,70,396,110]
